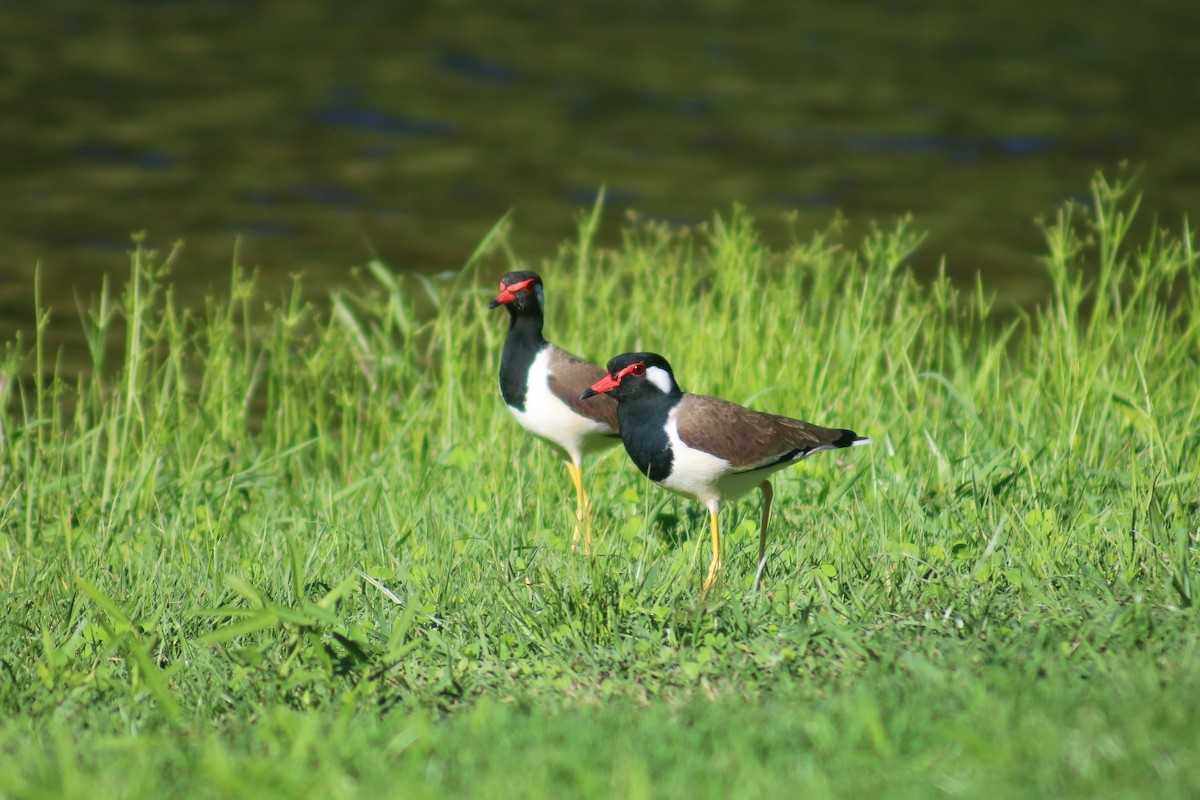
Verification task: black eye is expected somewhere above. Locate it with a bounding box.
[631,364,646,376]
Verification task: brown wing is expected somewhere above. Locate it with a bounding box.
[546,345,620,432]
[675,393,850,471]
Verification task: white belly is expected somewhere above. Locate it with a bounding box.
[507,348,614,463]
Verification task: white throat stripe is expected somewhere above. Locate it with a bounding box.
[645,365,674,394]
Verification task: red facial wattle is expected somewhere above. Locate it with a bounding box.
[587,373,622,395]
[493,277,536,305]
[620,363,646,379]
[587,362,646,395]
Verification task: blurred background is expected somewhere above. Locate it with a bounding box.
[3,0,1199,343]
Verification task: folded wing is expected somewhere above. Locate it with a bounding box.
[546,345,621,432]
[675,394,859,471]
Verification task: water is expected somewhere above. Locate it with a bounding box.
[3,0,1199,347]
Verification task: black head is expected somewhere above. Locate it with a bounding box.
[581,351,681,402]
[488,270,545,315]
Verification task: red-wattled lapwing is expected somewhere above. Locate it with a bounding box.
[489,271,620,553]
[582,352,870,595]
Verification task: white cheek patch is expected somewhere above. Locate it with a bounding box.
[645,365,674,394]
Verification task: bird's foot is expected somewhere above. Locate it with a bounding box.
[571,519,593,556]
[700,559,722,597]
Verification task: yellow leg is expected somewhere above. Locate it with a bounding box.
[566,462,592,555]
[701,507,722,597]
[754,480,774,590]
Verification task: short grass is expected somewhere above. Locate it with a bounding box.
[1,175,1198,799]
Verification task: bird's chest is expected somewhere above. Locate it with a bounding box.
[499,338,544,411]
[503,348,593,445]
[619,405,675,483]
[656,415,733,502]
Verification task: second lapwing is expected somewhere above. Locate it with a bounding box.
[582,352,869,594]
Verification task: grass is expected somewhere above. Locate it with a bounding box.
[1,174,1198,798]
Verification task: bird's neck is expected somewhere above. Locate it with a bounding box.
[498,311,547,410]
[506,308,544,342]
[619,388,681,424]
[617,390,681,482]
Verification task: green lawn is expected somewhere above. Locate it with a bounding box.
[2,176,1198,798]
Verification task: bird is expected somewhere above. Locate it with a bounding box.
[581,351,870,595]
[489,271,620,553]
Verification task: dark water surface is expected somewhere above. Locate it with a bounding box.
[3,0,1199,344]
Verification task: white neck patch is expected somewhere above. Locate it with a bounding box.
[644,365,675,395]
